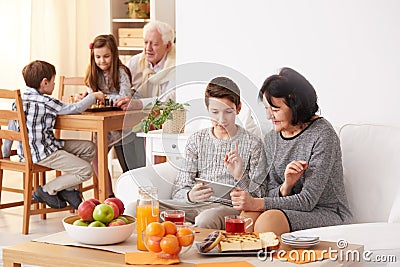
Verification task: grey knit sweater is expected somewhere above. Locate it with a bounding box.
[172,126,264,203]
[250,118,352,229]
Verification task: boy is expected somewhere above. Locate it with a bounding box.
[167,76,265,229]
[4,60,104,209]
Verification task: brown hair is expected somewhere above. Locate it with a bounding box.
[85,34,132,92]
[22,60,56,90]
[205,77,241,108]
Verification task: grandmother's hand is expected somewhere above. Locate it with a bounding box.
[281,160,308,196]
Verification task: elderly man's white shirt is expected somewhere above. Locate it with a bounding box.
[127,52,176,108]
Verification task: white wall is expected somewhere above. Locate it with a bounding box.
[175,0,400,127]
[0,0,31,90]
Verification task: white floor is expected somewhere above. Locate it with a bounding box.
[0,167,122,267]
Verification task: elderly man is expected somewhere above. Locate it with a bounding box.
[114,20,175,172]
[115,20,175,111]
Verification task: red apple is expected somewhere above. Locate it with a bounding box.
[93,203,114,224]
[108,218,126,227]
[77,200,96,221]
[104,197,124,216]
[106,202,120,219]
[87,198,101,206]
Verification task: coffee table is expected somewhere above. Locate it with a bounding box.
[2,229,364,267]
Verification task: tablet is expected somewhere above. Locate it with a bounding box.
[195,178,235,199]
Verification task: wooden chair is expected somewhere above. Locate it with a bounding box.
[55,76,99,200]
[0,89,72,234]
[54,75,87,152]
[57,76,86,101]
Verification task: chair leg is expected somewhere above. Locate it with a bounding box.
[39,172,46,220]
[0,169,3,203]
[22,172,33,235]
[92,172,99,200]
[33,173,39,211]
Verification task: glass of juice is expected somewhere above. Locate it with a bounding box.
[136,186,159,251]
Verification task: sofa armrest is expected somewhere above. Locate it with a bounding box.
[115,162,179,214]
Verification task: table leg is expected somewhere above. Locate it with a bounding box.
[2,260,21,267]
[97,123,108,202]
[144,137,153,166]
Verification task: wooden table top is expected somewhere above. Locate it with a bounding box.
[2,228,364,267]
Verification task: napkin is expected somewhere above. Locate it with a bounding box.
[273,249,329,264]
[194,261,254,267]
[125,252,180,265]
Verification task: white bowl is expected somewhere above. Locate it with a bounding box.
[63,215,136,245]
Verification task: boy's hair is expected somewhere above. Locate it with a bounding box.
[85,34,132,92]
[22,60,56,90]
[205,77,241,108]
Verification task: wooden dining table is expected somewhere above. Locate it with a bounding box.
[54,109,146,201]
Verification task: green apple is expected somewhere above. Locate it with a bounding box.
[88,220,106,227]
[117,215,129,224]
[92,203,114,224]
[73,219,89,227]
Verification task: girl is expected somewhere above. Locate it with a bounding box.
[84,34,133,197]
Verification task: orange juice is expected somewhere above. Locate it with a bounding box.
[136,204,159,250]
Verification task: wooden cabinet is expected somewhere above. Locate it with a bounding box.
[110,0,175,63]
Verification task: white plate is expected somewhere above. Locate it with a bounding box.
[282,239,320,249]
[281,233,319,243]
[195,243,262,256]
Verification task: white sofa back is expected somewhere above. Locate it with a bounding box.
[116,123,400,223]
[339,124,400,223]
[116,161,178,216]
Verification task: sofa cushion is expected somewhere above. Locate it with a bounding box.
[339,124,400,223]
[293,223,400,251]
[389,188,400,223]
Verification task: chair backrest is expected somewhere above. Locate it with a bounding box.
[0,89,33,168]
[58,76,86,101]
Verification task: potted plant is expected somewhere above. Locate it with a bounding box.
[133,99,189,134]
[125,0,150,19]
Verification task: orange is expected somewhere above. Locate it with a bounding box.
[176,227,194,247]
[160,234,181,255]
[162,221,177,235]
[145,222,165,237]
[145,236,162,253]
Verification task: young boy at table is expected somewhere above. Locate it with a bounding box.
[2,60,104,209]
[166,76,265,229]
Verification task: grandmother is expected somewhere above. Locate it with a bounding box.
[230,67,352,235]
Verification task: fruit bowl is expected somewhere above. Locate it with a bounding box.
[142,222,195,259]
[63,215,136,245]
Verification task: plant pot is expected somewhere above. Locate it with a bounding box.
[162,110,186,134]
[128,3,150,19]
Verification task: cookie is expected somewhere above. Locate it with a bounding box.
[199,230,224,252]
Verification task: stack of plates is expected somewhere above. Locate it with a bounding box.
[281,233,320,248]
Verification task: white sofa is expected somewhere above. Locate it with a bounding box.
[292,124,400,266]
[116,123,400,265]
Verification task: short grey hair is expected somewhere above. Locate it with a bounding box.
[143,20,174,45]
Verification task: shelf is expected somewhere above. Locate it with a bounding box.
[118,46,143,51]
[112,18,150,23]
